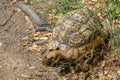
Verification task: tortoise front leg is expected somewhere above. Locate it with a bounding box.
[41,50,62,64]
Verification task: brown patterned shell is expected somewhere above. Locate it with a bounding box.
[43,8,109,63]
[51,8,103,50]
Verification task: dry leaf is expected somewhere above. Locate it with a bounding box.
[55,13,63,19]
[33,37,39,40]
[25,16,31,23]
[11,0,17,4]
[52,9,57,13]
[21,74,31,78]
[34,32,40,37]
[27,44,40,52]
[14,8,21,12]
[42,33,52,37]
[39,37,48,40]
[24,0,27,3]
[22,41,28,46]
[12,0,28,4]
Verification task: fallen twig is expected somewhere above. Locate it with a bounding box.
[1,10,15,27]
[35,27,52,32]
[33,39,49,46]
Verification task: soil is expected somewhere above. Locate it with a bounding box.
[0,0,120,80]
[0,0,58,80]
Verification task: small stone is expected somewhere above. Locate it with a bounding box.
[28,66,35,69]
[21,74,31,78]
[0,42,3,47]
[22,36,29,40]
[117,70,120,75]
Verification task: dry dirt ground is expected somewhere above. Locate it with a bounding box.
[0,0,59,80]
[0,0,120,80]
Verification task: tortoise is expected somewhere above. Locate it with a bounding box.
[41,8,110,66]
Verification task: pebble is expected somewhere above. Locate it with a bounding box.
[22,36,29,40]
[28,66,35,69]
[0,42,3,47]
[21,74,31,78]
[117,70,120,75]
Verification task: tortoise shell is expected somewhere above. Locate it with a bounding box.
[51,8,103,50]
[42,8,109,63]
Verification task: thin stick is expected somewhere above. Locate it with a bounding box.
[1,10,15,27]
[35,27,52,32]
